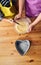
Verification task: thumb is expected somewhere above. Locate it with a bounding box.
[27,25,31,33]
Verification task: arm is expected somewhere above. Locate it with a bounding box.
[28,13,41,32]
[19,0,25,14]
[31,13,41,26]
[14,0,25,20]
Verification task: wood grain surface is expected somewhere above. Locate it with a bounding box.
[0,18,41,65]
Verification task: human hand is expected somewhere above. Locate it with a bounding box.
[27,24,33,33]
[14,13,22,20]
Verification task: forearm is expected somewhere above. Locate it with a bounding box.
[19,0,25,14]
[31,13,41,26]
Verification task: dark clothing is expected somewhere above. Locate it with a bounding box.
[0,0,17,7]
[0,0,10,7]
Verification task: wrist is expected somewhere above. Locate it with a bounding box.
[18,13,22,17]
[19,11,22,15]
[30,23,34,27]
[19,13,22,15]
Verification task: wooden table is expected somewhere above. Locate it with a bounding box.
[0,18,41,65]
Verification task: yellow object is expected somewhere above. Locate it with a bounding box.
[15,21,29,34]
[0,0,15,17]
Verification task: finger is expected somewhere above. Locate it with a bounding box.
[14,16,21,20]
[27,27,31,33]
[14,16,17,20]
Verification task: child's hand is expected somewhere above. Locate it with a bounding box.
[14,13,22,20]
[27,24,33,33]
